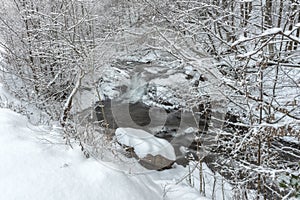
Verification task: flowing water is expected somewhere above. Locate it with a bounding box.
[92,61,215,165]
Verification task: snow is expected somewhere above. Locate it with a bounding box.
[99,65,131,100]
[151,73,187,87]
[231,35,249,47]
[184,127,198,135]
[124,50,159,63]
[282,136,299,144]
[261,27,282,36]
[115,127,176,160]
[0,108,164,200]
[144,66,164,74]
[0,108,207,200]
[232,28,282,49]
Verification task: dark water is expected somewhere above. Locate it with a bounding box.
[95,99,211,166]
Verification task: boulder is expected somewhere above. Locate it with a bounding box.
[139,154,174,171]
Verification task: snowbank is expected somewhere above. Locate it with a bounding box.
[0,109,162,200]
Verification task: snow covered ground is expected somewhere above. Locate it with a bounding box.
[0,108,210,200]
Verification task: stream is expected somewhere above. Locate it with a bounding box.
[94,60,215,166]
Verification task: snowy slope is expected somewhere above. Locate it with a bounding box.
[0,108,208,200]
[0,108,163,200]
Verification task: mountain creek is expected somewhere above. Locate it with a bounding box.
[93,60,218,167]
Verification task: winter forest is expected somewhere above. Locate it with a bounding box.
[0,0,299,200]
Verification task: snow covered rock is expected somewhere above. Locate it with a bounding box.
[115,127,176,170]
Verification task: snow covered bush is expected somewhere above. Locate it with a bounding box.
[280,169,300,199]
[0,0,94,120]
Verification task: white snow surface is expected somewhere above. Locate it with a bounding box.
[0,109,163,200]
[115,127,176,160]
[0,108,210,200]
